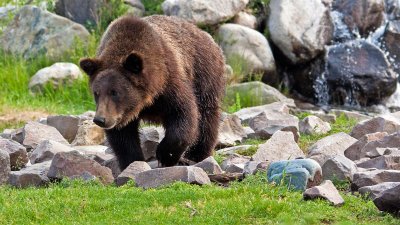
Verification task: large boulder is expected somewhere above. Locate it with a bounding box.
[332,0,385,36]
[352,169,400,190]
[373,183,400,214]
[350,112,400,139]
[0,6,90,59]
[359,182,400,199]
[47,151,114,184]
[0,137,28,170]
[252,131,304,162]
[28,63,83,94]
[383,21,400,79]
[322,155,357,181]
[307,132,358,166]
[162,0,249,25]
[55,0,105,26]
[344,132,388,161]
[47,115,87,143]
[218,23,276,80]
[8,161,51,188]
[268,0,333,64]
[22,122,69,151]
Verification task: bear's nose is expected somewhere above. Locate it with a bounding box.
[93,116,106,127]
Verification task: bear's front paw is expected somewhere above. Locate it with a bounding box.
[156,148,181,167]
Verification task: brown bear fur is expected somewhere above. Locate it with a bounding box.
[80,15,225,170]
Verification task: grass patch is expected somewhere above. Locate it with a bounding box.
[236,145,258,156]
[142,0,164,15]
[0,175,398,224]
[298,114,358,153]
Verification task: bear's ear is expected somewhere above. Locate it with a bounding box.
[80,58,101,76]
[122,52,143,74]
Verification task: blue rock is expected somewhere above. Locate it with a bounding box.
[267,159,322,191]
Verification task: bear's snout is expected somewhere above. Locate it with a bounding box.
[93,116,106,128]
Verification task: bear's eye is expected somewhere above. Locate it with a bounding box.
[110,90,118,97]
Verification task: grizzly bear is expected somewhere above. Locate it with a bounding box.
[79,15,225,170]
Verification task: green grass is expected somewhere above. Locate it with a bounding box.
[0,175,398,224]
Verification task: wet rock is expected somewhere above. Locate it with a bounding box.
[30,140,73,164]
[352,169,400,190]
[47,151,114,184]
[55,0,104,26]
[299,115,331,135]
[322,155,357,181]
[359,182,400,199]
[249,110,299,141]
[162,0,248,25]
[134,166,210,189]
[29,63,83,94]
[102,157,121,178]
[350,112,400,139]
[218,23,276,79]
[72,120,105,146]
[233,11,257,29]
[326,41,397,106]
[22,122,69,151]
[234,100,294,124]
[225,82,290,109]
[115,161,151,186]
[303,180,344,206]
[252,131,304,162]
[0,149,10,185]
[216,145,252,156]
[217,113,247,147]
[221,154,250,172]
[344,132,388,160]
[307,132,358,166]
[0,6,89,59]
[193,156,223,175]
[8,161,51,188]
[332,0,385,36]
[139,126,164,161]
[47,115,85,143]
[0,137,28,170]
[267,159,323,191]
[373,183,400,214]
[356,155,400,170]
[268,0,333,64]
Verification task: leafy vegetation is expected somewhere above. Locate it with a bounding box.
[0,176,399,224]
[142,0,164,16]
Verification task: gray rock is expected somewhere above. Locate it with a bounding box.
[234,101,294,124]
[193,156,223,175]
[72,120,105,146]
[10,128,23,144]
[221,154,251,171]
[0,149,10,185]
[218,23,276,77]
[299,116,331,135]
[47,115,84,143]
[307,132,358,166]
[344,132,388,161]
[47,151,114,184]
[322,155,357,181]
[373,183,400,214]
[303,180,345,206]
[217,113,247,147]
[225,82,290,108]
[162,0,249,25]
[74,145,113,164]
[249,110,299,141]
[8,161,51,188]
[115,161,151,186]
[359,182,400,199]
[134,166,211,189]
[350,112,400,139]
[252,131,304,162]
[1,6,89,59]
[332,0,385,36]
[22,122,69,151]
[233,11,257,29]
[139,126,164,161]
[216,145,252,156]
[30,140,73,164]
[356,155,400,170]
[362,132,400,157]
[268,0,333,64]
[330,109,372,122]
[124,0,145,11]
[352,169,400,190]
[55,0,104,26]
[0,137,28,170]
[0,128,15,139]
[29,63,83,94]
[244,161,269,176]
[313,113,337,123]
[366,148,400,158]
[102,157,121,178]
